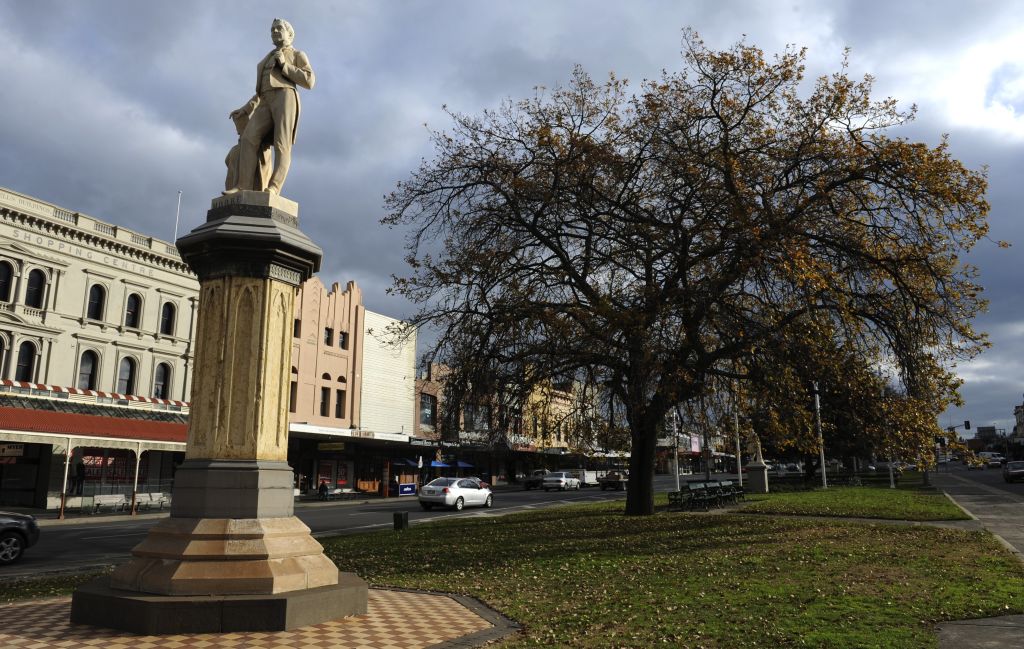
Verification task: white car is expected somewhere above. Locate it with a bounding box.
[543,471,581,491]
[418,477,493,511]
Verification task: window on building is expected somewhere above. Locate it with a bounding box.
[0,339,5,373]
[338,331,349,350]
[324,327,334,346]
[125,293,142,328]
[420,393,437,429]
[0,261,13,302]
[153,362,171,399]
[77,350,98,390]
[335,377,347,419]
[87,284,106,320]
[293,319,301,338]
[25,269,45,308]
[463,404,490,431]
[15,341,36,382]
[159,302,176,336]
[117,357,137,395]
[289,367,298,413]
[320,386,331,417]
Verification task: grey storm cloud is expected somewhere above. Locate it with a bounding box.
[2,0,1023,434]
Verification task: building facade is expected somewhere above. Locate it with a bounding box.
[0,187,198,399]
[0,188,197,508]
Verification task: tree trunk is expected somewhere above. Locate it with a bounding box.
[625,424,656,515]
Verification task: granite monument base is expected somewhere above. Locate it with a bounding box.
[71,573,367,634]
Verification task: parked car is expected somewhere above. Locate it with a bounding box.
[0,511,40,565]
[598,471,628,491]
[543,471,581,491]
[521,469,550,490]
[1003,461,1024,483]
[418,477,493,511]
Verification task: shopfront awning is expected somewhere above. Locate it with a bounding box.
[430,460,450,467]
[391,458,418,467]
[454,461,474,468]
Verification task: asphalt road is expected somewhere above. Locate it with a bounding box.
[930,461,1024,558]
[1,474,689,579]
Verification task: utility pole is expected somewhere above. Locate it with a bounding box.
[673,409,681,493]
[701,390,711,482]
[812,381,827,488]
[733,383,742,487]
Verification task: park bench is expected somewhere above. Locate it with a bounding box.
[685,482,715,510]
[718,480,744,503]
[325,487,357,501]
[92,493,128,514]
[134,492,169,511]
[667,490,689,511]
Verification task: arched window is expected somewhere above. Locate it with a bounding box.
[117,357,137,395]
[87,284,106,320]
[289,367,298,413]
[25,269,46,308]
[153,362,171,399]
[125,293,142,328]
[77,350,99,390]
[15,341,36,382]
[0,261,13,302]
[160,302,176,335]
[319,373,332,416]
[335,377,347,419]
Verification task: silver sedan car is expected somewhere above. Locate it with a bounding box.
[543,471,581,491]
[418,477,493,511]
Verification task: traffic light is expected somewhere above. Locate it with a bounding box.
[964,420,970,430]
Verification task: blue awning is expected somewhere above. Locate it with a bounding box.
[430,460,449,467]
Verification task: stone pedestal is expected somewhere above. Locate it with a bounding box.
[71,191,367,632]
[745,461,769,494]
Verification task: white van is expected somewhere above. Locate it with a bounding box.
[978,452,1005,468]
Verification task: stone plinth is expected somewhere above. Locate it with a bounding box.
[71,574,368,635]
[745,461,769,493]
[110,516,338,595]
[71,192,366,633]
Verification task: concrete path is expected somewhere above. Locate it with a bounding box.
[929,473,1024,648]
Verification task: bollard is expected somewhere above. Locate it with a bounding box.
[393,511,409,531]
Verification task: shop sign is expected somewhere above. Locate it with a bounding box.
[374,432,410,443]
[351,430,373,439]
[410,438,434,446]
[317,442,345,451]
[0,443,25,457]
[398,483,417,496]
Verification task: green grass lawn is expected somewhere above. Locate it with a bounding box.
[318,499,1022,648]
[736,485,969,521]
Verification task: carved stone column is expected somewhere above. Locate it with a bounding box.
[71,192,367,634]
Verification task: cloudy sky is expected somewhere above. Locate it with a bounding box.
[2,1,1022,438]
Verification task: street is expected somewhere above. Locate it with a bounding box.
[930,461,1024,559]
[0,474,685,580]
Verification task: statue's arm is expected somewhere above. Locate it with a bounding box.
[282,50,315,90]
[229,96,259,121]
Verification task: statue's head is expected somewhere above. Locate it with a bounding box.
[271,18,294,47]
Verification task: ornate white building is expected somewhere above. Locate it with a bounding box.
[0,187,198,398]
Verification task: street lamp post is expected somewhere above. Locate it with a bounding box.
[812,381,827,489]
[673,409,681,493]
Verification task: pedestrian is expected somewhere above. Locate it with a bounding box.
[74,459,86,495]
[318,479,328,501]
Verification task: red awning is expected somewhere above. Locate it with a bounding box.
[0,406,187,443]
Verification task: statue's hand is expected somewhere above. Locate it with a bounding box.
[274,51,286,68]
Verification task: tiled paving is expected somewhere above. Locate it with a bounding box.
[0,588,509,649]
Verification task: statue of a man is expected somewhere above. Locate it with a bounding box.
[224,18,315,196]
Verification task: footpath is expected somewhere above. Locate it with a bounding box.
[929,472,1024,648]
